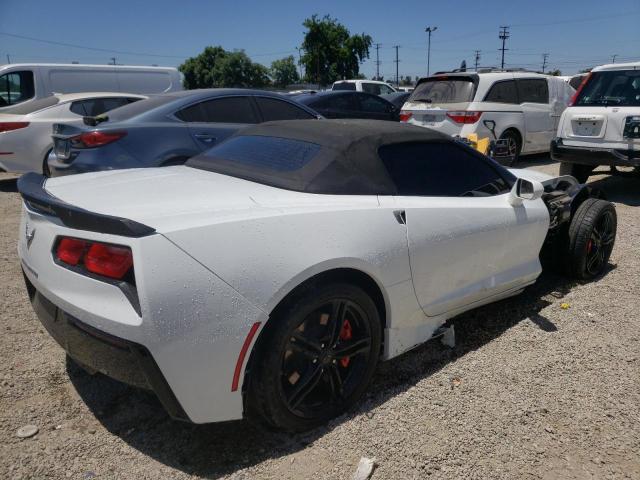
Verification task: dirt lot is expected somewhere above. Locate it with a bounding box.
[1,159,639,480]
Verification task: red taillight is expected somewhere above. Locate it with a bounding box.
[70,131,127,148]
[85,243,133,279]
[399,111,413,122]
[55,237,133,280]
[569,72,593,106]
[446,111,482,124]
[56,238,89,266]
[0,122,30,133]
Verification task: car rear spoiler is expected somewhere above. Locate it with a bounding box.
[17,173,155,238]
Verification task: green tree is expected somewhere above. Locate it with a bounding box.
[547,69,562,76]
[270,55,300,88]
[179,46,270,89]
[301,14,372,85]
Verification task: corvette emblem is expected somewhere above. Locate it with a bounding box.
[25,223,36,248]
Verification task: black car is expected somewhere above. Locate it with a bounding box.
[381,91,411,110]
[293,91,399,121]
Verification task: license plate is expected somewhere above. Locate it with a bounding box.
[54,139,70,159]
[421,114,437,123]
[573,121,600,137]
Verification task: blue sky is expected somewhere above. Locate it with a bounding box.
[1,0,639,78]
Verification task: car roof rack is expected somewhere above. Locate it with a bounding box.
[431,67,542,75]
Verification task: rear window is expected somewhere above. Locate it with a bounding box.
[408,77,476,104]
[0,71,35,107]
[187,135,321,172]
[333,82,357,91]
[105,94,175,122]
[575,70,640,107]
[70,97,140,116]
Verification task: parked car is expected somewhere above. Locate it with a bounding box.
[0,92,146,175]
[381,91,411,109]
[48,89,321,176]
[294,91,399,121]
[332,79,397,95]
[551,62,640,182]
[18,119,616,431]
[400,71,575,164]
[0,63,181,111]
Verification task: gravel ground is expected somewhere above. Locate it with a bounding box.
[1,159,639,480]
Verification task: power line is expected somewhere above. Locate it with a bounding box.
[498,26,510,69]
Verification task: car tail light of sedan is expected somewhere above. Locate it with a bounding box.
[55,237,133,280]
[399,111,413,122]
[69,131,127,148]
[0,122,30,133]
[446,111,482,124]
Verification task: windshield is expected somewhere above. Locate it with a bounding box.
[575,70,640,107]
[408,77,476,104]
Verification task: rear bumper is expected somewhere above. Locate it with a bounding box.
[551,138,640,167]
[25,272,189,421]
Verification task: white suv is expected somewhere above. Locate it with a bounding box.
[400,71,575,164]
[332,79,397,95]
[551,62,640,183]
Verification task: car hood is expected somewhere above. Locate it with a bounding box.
[43,166,377,234]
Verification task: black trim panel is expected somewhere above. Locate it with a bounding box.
[551,139,640,167]
[24,273,189,421]
[18,172,155,238]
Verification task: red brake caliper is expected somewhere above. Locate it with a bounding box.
[339,319,353,368]
[587,239,593,253]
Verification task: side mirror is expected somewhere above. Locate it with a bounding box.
[508,178,544,206]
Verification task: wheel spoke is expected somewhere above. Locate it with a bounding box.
[327,364,344,401]
[587,250,601,272]
[287,365,324,410]
[328,300,347,345]
[290,334,323,358]
[333,337,371,358]
[601,232,615,246]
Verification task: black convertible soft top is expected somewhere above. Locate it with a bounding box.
[187,119,451,195]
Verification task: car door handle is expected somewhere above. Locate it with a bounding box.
[194,134,216,143]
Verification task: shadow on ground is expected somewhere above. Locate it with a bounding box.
[68,269,595,479]
[0,178,18,193]
[588,170,640,207]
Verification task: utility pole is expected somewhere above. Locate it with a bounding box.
[375,43,381,80]
[611,54,618,63]
[295,47,303,79]
[425,26,437,76]
[474,50,481,71]
[498,26,510,70]
[542,53,549,73]
[110,57,116,66]
[6,54,10,64]
[393,45,400,87]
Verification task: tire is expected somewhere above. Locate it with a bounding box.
[246,283,382,432]
[42,149,52,177]
[559,162,594,183]
[498,129,521,166]
[567,198,616,280]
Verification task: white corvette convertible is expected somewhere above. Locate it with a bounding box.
[17,120,617,431]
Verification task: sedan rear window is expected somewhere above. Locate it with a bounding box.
[409,77,476,104]
[575,70,640,107]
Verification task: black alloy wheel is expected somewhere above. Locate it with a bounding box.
[567,198,617,280]
[247,283,381,432]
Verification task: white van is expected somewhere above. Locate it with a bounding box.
[400,71,575,164]
[0,63,182,111]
